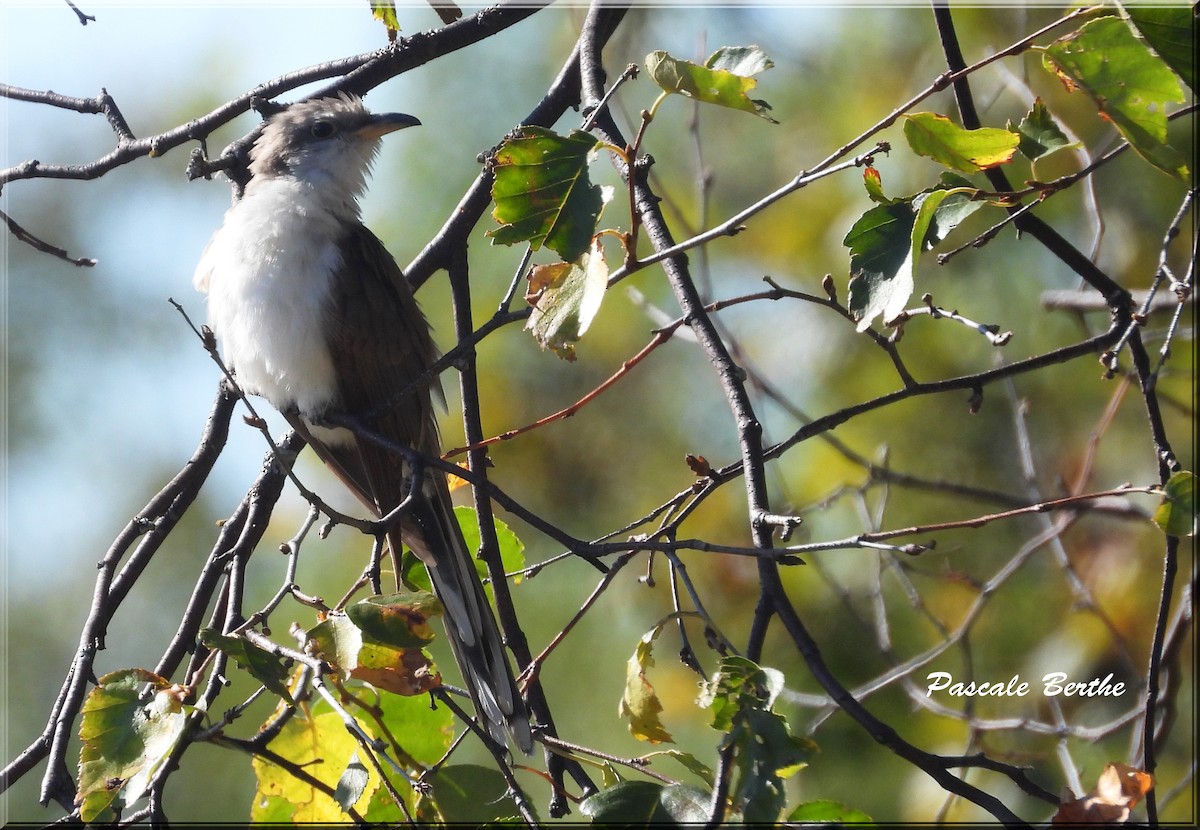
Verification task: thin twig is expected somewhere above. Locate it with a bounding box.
[0,208,96,266]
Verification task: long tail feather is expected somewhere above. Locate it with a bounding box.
[285,412,533,754]
[402,478,534,754]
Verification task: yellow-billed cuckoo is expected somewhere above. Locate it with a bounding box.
[193,94,533,754]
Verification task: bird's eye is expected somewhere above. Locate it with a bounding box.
[310,120,336,139]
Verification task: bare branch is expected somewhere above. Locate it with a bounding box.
[1,2,549,193]
[0,208,96,266]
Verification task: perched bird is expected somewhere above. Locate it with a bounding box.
[193,94,533,753]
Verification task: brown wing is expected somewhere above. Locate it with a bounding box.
[325,224,441,513]
[319,224,533,754]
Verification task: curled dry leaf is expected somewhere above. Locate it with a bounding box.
[1052,762,1154,824]
[524,237,609,360]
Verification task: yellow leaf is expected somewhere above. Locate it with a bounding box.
[251,711,378,822]
[618,628,674,744]
[447,462,470,493]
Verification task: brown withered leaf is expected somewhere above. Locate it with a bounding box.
[1052,763,1154,824]
[351,647,441,696]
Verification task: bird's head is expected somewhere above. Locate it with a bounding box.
[248,93,420,207]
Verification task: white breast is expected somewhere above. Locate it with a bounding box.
[193,178,345,418]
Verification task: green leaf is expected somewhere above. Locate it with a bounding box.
[903,112,1020,173]
[1153,471,1196,537]
[913,184,984,254]
[788,799,876,824]
[845,175,985,331]
[454,506,527,599]
[581,780,664,821]
[658,784,712,823]
[347,592,440,649]
[730,708,812,823]
[644,749,715,787]
[400,547,432,592]
[698,655,786,732]
[363,780,422,825]
[76,669,189,822]
[1044,16,1188,180]
[697,657,813,823]
[428,764,524,824]
[845,201,917,331]
[307,613,364,677]
[646,46,778,122]
[374,691,455,767]
[249,792,294,823]
[1013,98,1075,161]
[619,625,674,744]
[926,173,985,238]
[525,237,610,361]
[911,188,956,262]
[401,507,525,595]
[200,628,294,703]
[1124,6,1195,93]
[580,780,711,824]
[487,126,606,262]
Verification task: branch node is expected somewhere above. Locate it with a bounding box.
[821,274,838,303]
[967,386,983,415]
[753,511,803,542]
[1099,350,1119,379]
